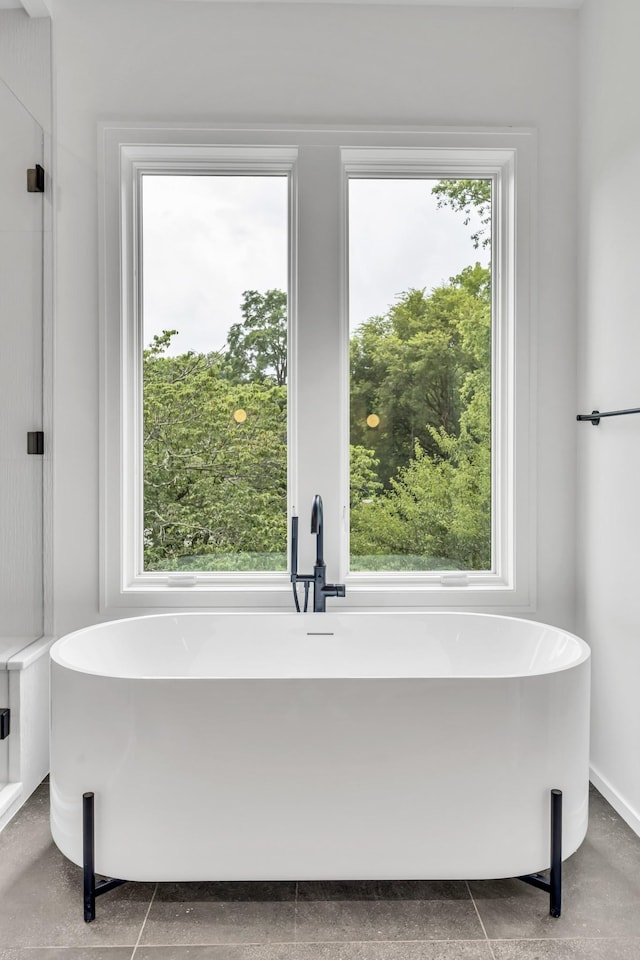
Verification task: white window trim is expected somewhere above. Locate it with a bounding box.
[98,123,536,613]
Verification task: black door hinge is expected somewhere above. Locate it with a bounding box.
[27,431,44,455]
[27,164,45,193]
[0,709,9,740]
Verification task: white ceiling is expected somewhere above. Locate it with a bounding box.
[166,0,584,5]
[0,0,584,16]
[0,0,49,14]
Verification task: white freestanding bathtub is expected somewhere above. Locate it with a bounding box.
[50,611,590,886]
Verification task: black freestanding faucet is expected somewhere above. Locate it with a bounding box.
[291,495,346,612]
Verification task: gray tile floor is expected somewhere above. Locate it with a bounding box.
[1,782,639,959]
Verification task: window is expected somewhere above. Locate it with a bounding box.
[141,174,289,573]
[99,126,534,610]
[348,176,492,573]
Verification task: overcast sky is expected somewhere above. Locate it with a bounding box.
[142,175,489,356]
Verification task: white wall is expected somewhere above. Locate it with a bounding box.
[52,0,579,636]
[577,0,640,832]
[0,7,50,129]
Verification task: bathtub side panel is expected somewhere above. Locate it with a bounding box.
[49,662,590,881]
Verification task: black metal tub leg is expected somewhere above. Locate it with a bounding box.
[549,788,562,918]
[83,792,96,922]
[82,791,128,922]
[517,788,563,918]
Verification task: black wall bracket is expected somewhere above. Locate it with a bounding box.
[0,708,10,740]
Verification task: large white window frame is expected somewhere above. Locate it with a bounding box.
[99,123,536,612]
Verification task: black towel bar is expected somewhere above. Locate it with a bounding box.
[576,407,640,426]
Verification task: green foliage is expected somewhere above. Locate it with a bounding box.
[349,444,384,508]
[350,265,490,492]
[431,179,492,250]
[223,289,287,386]
[143,332,287,570]
[350,263,492,571]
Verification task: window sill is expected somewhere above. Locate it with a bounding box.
[102,573,533,614]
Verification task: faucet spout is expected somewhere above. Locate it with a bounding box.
[310,494,324,565]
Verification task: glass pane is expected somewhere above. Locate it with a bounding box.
[349,177,492,572]
[142,175,288,572]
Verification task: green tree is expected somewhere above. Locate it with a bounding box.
[350,444,384,509]
[143,330,287,570]
[350,263,492,570]
[223,289,287,386]
[431,179,492,250]
[351,430,490,571]
[350,266,490,489]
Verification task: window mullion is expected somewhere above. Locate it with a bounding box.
[294,145,345,580]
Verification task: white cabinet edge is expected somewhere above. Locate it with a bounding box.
[5,635,55,671]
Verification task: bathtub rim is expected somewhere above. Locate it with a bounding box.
[49,610,591,681]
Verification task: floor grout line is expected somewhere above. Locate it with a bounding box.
[121,937,503,948]
[488,936,640,942]
[130,880,158,960]
[466,879,497,960]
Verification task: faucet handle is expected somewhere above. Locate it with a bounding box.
[290,514,299,580]
[324,583,346,599]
